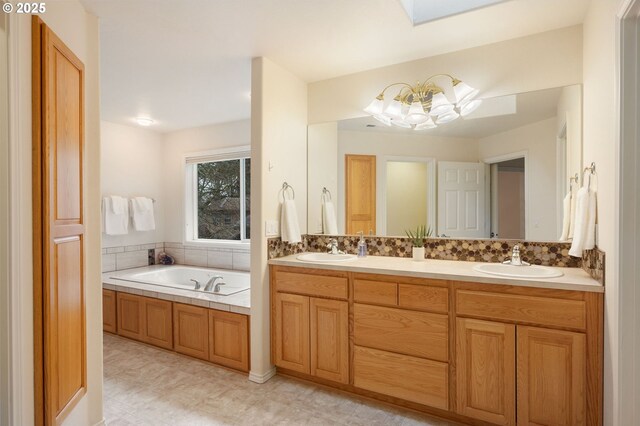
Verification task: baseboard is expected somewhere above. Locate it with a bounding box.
[248,367,276,384]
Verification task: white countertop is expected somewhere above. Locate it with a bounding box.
[102,265,251,315]
[268,254,604,293]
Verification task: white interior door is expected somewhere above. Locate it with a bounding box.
[437,161,487,238]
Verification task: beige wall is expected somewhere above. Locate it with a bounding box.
[0,9,9,424]
[307,122,338,234]
[497,170,525,239]
[478,118,558,241]
[101,121,165,247]
[162,119,251,243]
[582,0,623,424]
[386,162,428,236]
[9,2,103,424]
[250,57,308,380]
[308,25,583,124]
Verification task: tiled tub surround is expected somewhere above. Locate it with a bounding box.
[103,265,250,315]
[267,236,606,283]
[102,242,251,273]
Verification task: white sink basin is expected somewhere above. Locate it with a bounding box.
[473,263,564,279]
[297,253,358,263]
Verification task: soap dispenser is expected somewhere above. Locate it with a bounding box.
[357,231,367,258]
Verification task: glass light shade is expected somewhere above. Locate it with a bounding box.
[435,110,459,124]
[364,97,384,116]
[384,98,405,120]
[404,101,429,125]
[429,92,454,116]
[391,118,412,128]
[453,81,479,105]
[459,99,483,117]
[372,114,392,126]
[414,117,437,130]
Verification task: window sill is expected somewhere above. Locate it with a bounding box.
[183,240,250,251]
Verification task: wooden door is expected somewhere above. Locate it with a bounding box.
[173,303,209,360]
[456,318,516,425]
[345,154,376,234]
[437,161,486,238]
[274,293,310,374]
[517,326,586,425]
[208,310,249,372]
[143,298,173,350]
[116,293,144,341]
[32,18,86,425]
[310,298,349,384]
[102,290,117,333]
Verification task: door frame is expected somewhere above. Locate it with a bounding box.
[377,155,436,236]
[482,150,529,239]
[617,0,640,422]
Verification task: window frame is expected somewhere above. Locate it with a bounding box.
[184,146,251,249]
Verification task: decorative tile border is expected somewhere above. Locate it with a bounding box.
[582,247,605,284]
[267,235,602,271]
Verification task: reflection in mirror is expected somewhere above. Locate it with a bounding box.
[307,85,582,242]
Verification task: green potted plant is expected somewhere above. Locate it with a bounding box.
[405,225,432,261]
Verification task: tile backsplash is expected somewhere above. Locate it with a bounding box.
[102,242,250,273]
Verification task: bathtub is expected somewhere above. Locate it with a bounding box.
[111,265,250,296]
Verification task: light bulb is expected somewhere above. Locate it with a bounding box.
[436,110,459,124]
[372,114,391,126]
[364,96,384,116]
[136,117,154,126]
[459,99,483,117]
[453,81,479,105]
[429,92,454,116]
[404,101,429,125]
[391,118,412,128]
[414,117,437,130]
[384,98,405,120]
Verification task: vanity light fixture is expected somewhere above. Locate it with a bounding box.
[135,117,154,127]
[363,74,482,130]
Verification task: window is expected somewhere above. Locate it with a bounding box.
[185,147,250,245]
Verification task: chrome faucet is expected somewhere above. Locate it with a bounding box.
[327,238,343,255]
[190,279,201,290]
[204,275,224,292]
[503,245,530,266]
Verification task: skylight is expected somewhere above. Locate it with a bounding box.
[400,0,511,26]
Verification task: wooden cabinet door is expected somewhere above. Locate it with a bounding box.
[33,18,87,425]
[208,310,249,372]
[117,293,144,341]
[274,293,310,374]
[517,326,586,426]
[143,298,173,350]
[456,318,516,426]
[310,298,349,384]
[173,303,209,360]
[102,289,117,333]
[345,154,376,234]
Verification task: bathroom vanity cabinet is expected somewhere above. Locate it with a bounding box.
[269,264,603,426]
[104,291,250,372]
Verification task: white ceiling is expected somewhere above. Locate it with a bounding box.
[338,86,565,139]
[81,0,589,132]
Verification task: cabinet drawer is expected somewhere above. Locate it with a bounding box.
[398,284,448,313]
[354,279,397,305]
[456,290,586,330]
[354,303,448,362]
[354,345,448,410]
[275,271,348,299]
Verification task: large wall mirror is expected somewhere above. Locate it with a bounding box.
[307,85,583,241]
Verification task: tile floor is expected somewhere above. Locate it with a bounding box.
[103,333,456,425]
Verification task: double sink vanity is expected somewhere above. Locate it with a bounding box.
[268,252,603,426]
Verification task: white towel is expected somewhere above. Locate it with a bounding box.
[559,192,571,241]
[322,200,338,235]
[131,197,156,231]
[102,196,129,235]
[568,186,597,257]
[568,188,577,239]
[280,199,302,243]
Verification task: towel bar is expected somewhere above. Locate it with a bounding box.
[281,182,295,202]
